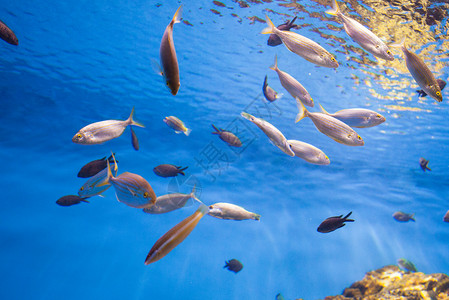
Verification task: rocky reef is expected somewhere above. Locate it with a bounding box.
[321,265,449,300]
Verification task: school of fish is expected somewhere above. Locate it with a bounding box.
[3,0,439,267]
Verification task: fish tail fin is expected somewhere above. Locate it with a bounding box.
[81,198,90,203]
[97,158,113,187]
[410,214,415,222]
[127,107,145,128]
[190,184,203,204]
[211,124,220,134]
[263,75,268,88]
[390,37,406,50]
[269,55,278,71]
[172,5,183,24]
[326,0,340,16]
[184,127,191,136]
[426,165,432,171]
[343,211,353,219]
[197,203,210,215]
[253,213,261,221]
[295,98,308,123]
[318,103,330,115]
[261,15,275,34]
[289,16,298,27]
[107,153,118,164]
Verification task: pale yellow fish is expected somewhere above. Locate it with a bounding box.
[287,139,330,165]
[261,15,339,68]
[145,204,209,265]
[318,104,386,128]
[208,202,260,221]
[164,116,191,136]
[296,100,364,146]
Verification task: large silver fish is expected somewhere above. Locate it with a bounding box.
[241,112,295,156]
[98,158,157,209]
[318,104,386,128]
[145,204,209,265]
[287,139,330,165]
[160,5,183,95]
[392,39,442,102]
[72,108,144,145]
[208,202,260,221]
[296,100,364,146]
[143,185,200,214]
[326,0,394,61]
[0,19,18,45]
[270,55,313,107]
[261,15,339,68]
[78,169,112,198]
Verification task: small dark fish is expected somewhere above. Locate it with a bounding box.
[153,164,188,177]
[317,212,354,233]
[211,124,242,147]
[0,20,18,46]
[130,127,139,151]
[444,210,449,223]
[77,154,116,178]
[56,195,89,207]
[267,16,298,47]
[417,79,446,97]
[393,211,415,222]
[419,157,431,172]
[224,259,243,273]
[263,75,282,102]
[276,293,285,300]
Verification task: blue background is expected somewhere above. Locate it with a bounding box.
[0,0,448,299]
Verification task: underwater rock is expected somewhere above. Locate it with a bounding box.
[322,265,449,300]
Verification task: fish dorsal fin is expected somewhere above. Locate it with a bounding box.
[318,103,330,115]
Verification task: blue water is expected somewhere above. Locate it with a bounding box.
[1,0,449,299]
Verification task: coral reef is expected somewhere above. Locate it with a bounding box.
[323,265,449,300]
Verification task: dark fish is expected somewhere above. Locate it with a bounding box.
[224,259,243,273]
[77,154,116,178]
[153,164,188,177]
[56,195,89,207]
[211,124,242,147]
[267,17,298,47]
[419,157,431,172]
[444,210,449,223]
[317,212,354,233]
[263,75,282,102]
[0,20,18,46]
[276,293,285,300]
[130,127,139,151]
[417,79,446,97]
[393,211,415,222]
[160,5,182,95]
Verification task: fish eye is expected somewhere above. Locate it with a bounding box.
[436,91,441,96]
[331,57,336,62]
[387,50,391,55]
[80,186,84,191]
[76,134,82,139]
[209,205,213,209]
[143,192,149,198]
[357,136,362,140]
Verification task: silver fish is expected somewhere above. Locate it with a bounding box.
[78,169,112,198]
[267,16,299,47]
[208,202,260,221]
[263,75,282,102]
[0,19,18,45]
[145,204,209,265]
[391,39,442,102]
[318,104,386,128]
[164,116,191,136]
[326,0,394,61]
[261,15,339,68]
[287,139,330,165]
[296,100,364,146]
[160,5,182,95]
[72,108,144,145]
[98,157,157,209]
[270,55,313,107]
[143,185,199,214]
[241,112,295,156]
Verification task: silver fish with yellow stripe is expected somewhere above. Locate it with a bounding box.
[164,116,191,136]
[160,5,183,95]
[98,156,157,209]
[261,15,339,68]
[318,104,386,128]
[296,100,364,146]
[270,55,313,107]
[241,112,294,156]
[72,108,144,145]
[145,204,209,265]
[287,139,330,165]
[143,185,200,214]
[391,39,443,102]
[78,169,112,198]
[326,0,394,61]
[208,202,260,221]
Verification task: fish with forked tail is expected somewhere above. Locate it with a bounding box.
[267,16,299,47]
[317,212,354,233]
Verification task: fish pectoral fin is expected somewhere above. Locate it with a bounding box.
[151,59,163,76]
